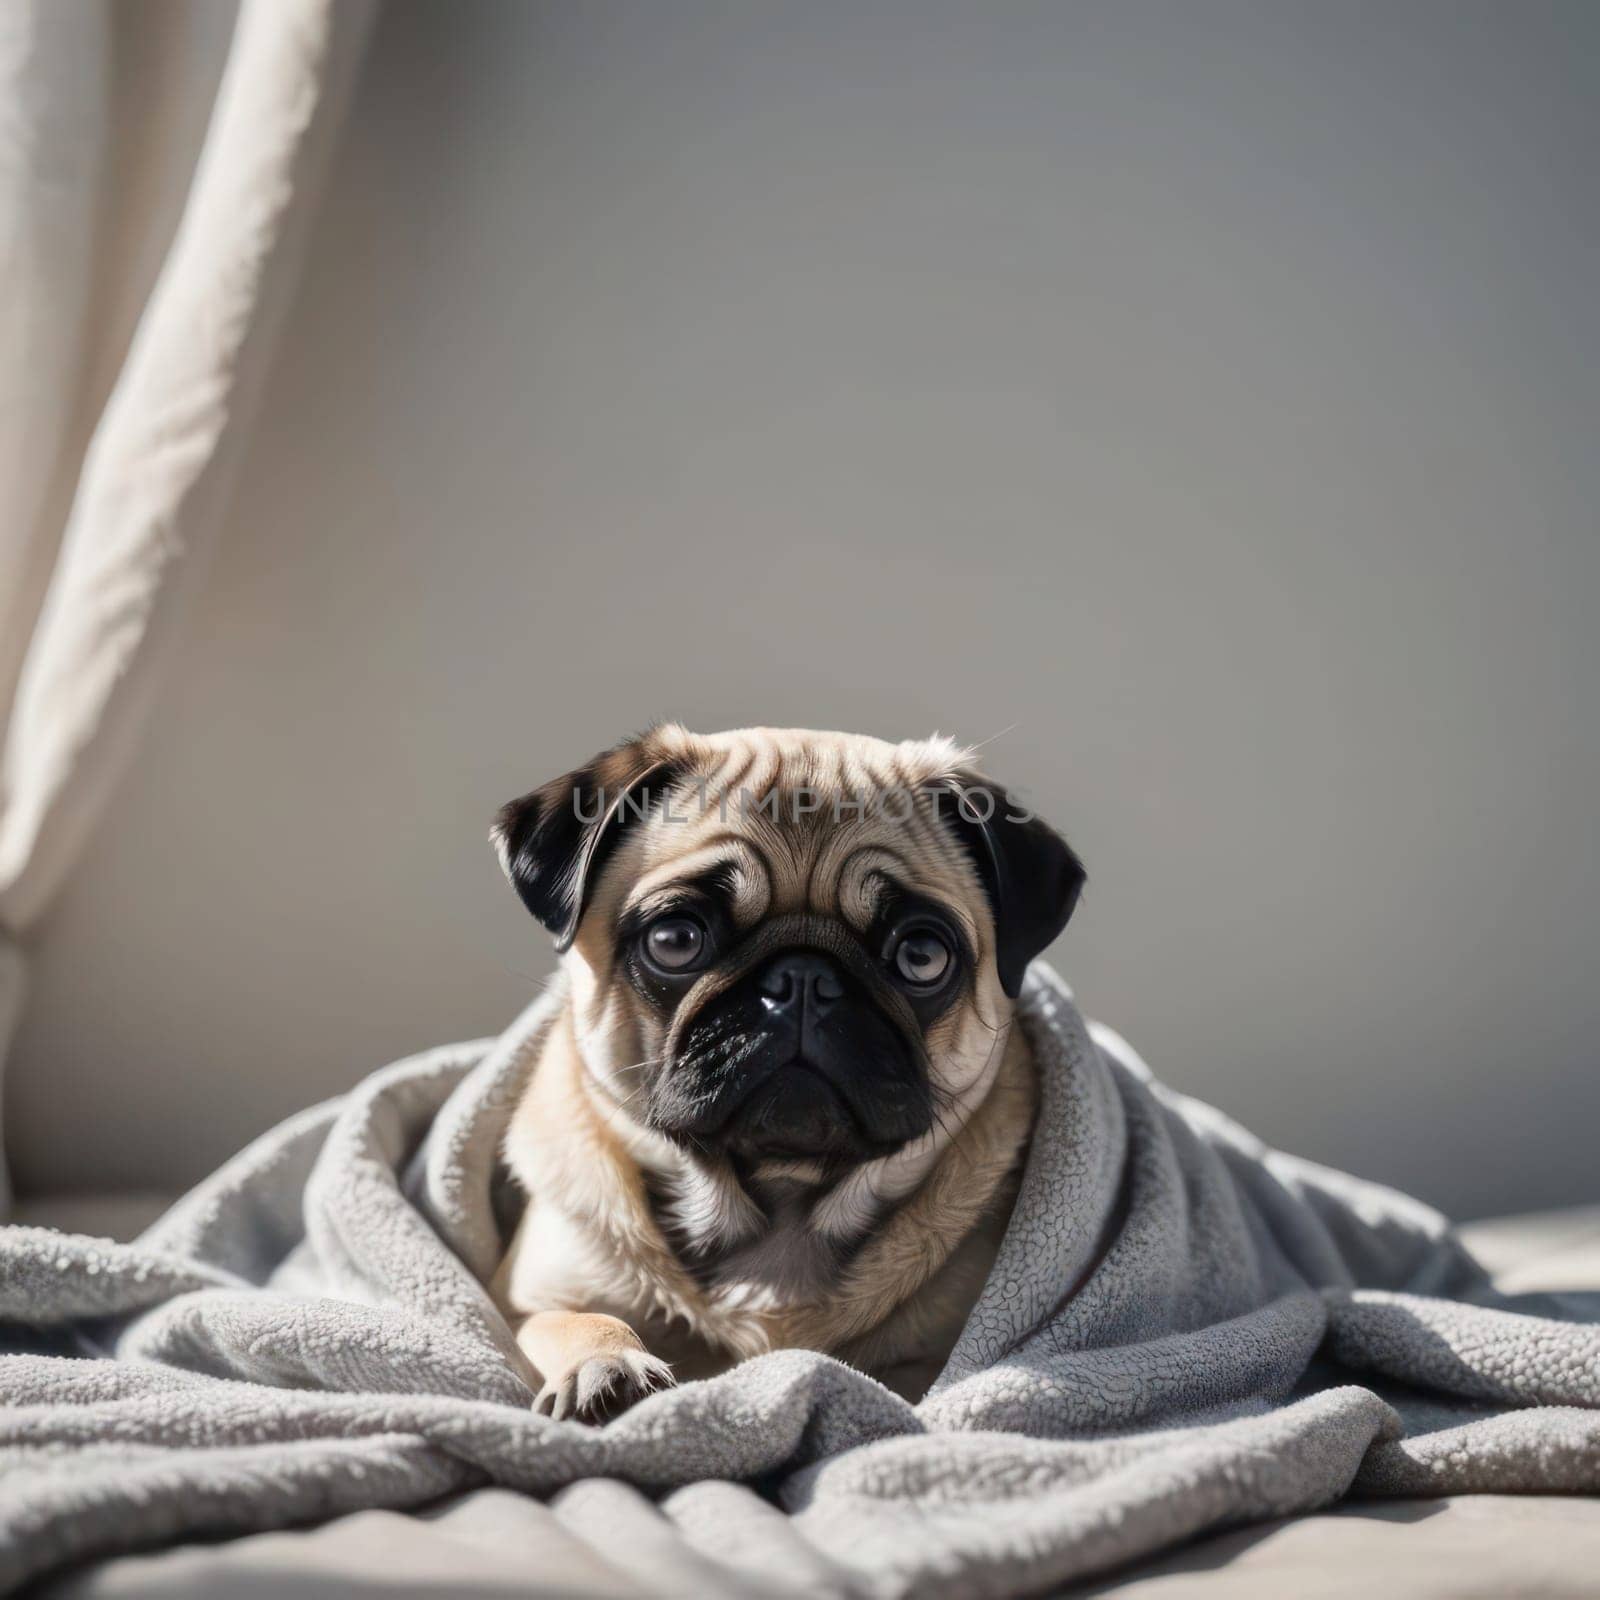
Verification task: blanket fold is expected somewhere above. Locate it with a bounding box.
[1,966,1595,1597]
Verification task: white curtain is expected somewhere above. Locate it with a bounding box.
[0,0,377,1209]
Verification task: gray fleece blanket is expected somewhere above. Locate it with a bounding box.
[2,966,1597,1597]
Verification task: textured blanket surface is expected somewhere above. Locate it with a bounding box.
[2,967,1596,1597]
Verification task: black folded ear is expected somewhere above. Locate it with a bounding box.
[491,737,682,952]
[934,776,1086,998]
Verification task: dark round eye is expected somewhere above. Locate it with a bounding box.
[643,915,707,973]
[892,930,953,988]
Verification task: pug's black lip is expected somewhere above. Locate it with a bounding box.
[644,1048,777,1139]
[650,1050,910,1155]
[756,1063,917,1159]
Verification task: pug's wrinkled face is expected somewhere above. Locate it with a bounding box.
[493,726,1083,1174]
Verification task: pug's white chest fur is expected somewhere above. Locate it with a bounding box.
[495,1141,1023,1396]
[494,1088,852,1378]
[495,1180,787,1376]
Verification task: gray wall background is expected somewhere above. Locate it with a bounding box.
[10,0,1597,1219]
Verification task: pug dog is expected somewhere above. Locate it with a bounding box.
[489,725,1083,1422]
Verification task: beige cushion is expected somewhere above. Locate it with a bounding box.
[1075,1494,1600,1599]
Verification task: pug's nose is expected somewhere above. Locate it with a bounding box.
[757,950,847,1021]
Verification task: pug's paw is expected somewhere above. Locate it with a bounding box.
[534,1349,675,1424]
